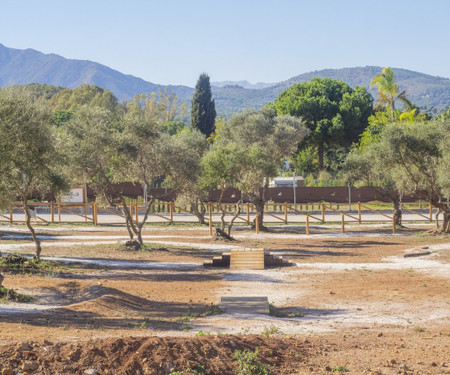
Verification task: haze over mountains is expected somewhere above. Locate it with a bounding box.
[1,43,449,117]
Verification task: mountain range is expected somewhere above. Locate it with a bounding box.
[1,43,449,117]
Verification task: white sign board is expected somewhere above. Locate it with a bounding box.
[62,188,84,203]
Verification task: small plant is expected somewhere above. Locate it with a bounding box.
[204,305,223,316]
[330,365,349,372]
[233,349,271,375]
[182,325,192,331]
[195,330,211,336]
[261,325,282,337]
[414,326,426,332]
[288,312,305,318]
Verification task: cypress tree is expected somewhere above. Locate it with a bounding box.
[191,73,216,137]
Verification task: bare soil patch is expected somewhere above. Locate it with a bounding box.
[0,224,449,374]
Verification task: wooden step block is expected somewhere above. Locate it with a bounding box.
[230,249,265,270]
[219,296,269,315]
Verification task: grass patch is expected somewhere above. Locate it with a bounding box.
[0,286,32,303]
[261,325,282,337]
[330,365,349,372]
[0,254,70,276]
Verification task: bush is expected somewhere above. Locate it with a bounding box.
[233,349,271,375]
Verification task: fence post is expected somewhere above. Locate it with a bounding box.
[135,203,139,224]
[255,214,260,234]
[208,203,213,236]
[50,202,54,223]
[341,214,345,233]
[84,203,88,223]
[306,215,310,235]
[429,203,432,222]
[321,203,325,223]
[58,203,61,222]
[284,202,288,224]
[392,216,396,234]
[246,203,250,225]
[9,204,13,224]
[93,203,98,226]
[169,202,174,223]
[358,202,361,223]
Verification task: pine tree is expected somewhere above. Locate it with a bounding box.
[191,73,216,137]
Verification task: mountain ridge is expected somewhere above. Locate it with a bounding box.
[1,43,449,116]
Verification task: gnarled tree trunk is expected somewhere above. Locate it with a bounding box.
[22,199,42,261]
[392,196,402,226]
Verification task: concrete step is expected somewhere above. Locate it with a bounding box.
[219,296,269,315]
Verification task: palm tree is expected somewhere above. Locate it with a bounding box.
[370,67,412,120]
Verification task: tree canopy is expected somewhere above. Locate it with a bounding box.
[191,73,216,137]
[272,78,373,169]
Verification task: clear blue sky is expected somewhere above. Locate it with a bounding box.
[2,0,449,86]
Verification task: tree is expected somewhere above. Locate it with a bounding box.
[191,73,216,137]
[370,67,412,121]
[208,108,308,230]
[343,145,403,225]
[0,87,69,259]
[64,107,164,248]
[370,120,450,232]
[273,78,373,169]
[164,128,210,224]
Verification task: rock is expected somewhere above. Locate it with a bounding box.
[403,251,431,257]
[84,369,99,375]
[325,366,331,371]
[1,369,15,375]
[22,360,39,371]
[391,359,397,364]
[377,332,383,337]
[17,342,32,351]
[43,339,53,346]
[431,362,437,367]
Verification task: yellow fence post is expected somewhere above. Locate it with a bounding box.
[341,214,345,233]
[208,202,213,236]
[358,202,361,223]
[284,202,288,224]
[255,214,260,234]
[93,203,98,226]
[429,203,432,222]
[306,215,310,235]
[321,203,325,223]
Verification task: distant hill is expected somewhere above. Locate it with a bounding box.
[1,43,449,118]
[212,80,275,90]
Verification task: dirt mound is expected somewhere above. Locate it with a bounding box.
[0,335,307,374]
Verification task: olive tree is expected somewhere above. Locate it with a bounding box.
[0,87,69,260]
[372,120,450,232]
[343,145,403,225]
[163,128,209,224]
[208,108,308,230]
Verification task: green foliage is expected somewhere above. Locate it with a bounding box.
[0,286,32,303]
[52,110,74,126]
[233,349,271,375]
[330,365,349,372]
[191,73,216,137]
[161,121,186,135]
[261,325,282,337]
[0,86,70,217]
[273,78,373,169]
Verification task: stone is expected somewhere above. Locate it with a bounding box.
[17,342,32,351]
[84,369,99,375]
[2,369,15,375]
[22,360,39,371]
[377,332,383,337]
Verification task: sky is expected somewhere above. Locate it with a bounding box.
[1,0,450,87]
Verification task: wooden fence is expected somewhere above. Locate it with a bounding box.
[2,201,441,235]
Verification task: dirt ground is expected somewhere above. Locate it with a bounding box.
[0,222,449,374]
